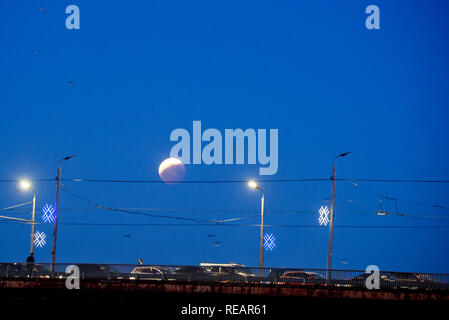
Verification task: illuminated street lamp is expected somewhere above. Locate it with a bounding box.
[248,180,258,189]
[248,180,265,276]
[50,155,76,275]
[327,152,351,282]
[19,179,36,256]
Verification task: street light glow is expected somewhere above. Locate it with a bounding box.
[248,180,258,189]
[19,179,32,190]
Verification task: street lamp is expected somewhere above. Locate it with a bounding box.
[19,179,36,256]
[248,180,265,277]
[327,152,351,282]
[50,155,76,275]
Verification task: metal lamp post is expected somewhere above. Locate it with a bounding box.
[327,152,351,282]
[50,155,75,275]
[248,180,265,277]
[19,180,36,255]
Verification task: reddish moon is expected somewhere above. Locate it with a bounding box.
[158,158,186,183]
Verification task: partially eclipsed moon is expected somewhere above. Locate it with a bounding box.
[158,157,186,183]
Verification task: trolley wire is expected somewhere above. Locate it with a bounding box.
[0,177,449,184]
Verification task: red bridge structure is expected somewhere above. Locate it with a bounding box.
[1,263,448,314]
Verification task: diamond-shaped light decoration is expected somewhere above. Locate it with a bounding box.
[318,206,330,226]
[34,231,46,248]
[263,233,276,251]
[42,204,55,223]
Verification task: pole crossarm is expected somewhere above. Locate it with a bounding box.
[0,215,33,222]
[0,201,33,212]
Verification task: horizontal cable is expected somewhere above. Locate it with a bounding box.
[0,215,33,222]
[0,178,449,183]
[61,188,254,224]
[0,201,33,212]
[56,222,449,229]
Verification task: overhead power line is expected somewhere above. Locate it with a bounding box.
[0,201,33,212]
[0,215,33,222]
[1,217,448,229]
[61,188,255,224]
[56,222,449,229]
[5,207,449,220]
[1,178,449,184]
[56,189,449,223]
[56,178,449,183]
[344,181,448,210]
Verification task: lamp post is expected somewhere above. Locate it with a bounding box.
[19,180,36,255]
[248,180,265,277]
[327,152,351,282]
[50,155,75,275]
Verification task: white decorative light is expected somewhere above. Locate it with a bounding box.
[318,206,330,226]
[263,233,276,251]
[34,231,46,248]
[42,204,56,223]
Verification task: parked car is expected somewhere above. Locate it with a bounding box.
[268,268,292,284]
[386,272,449,290]
[388,272,424,289]
[414,273,449,290]
[171,266,209,282]
[0,263,50,278]
[199,263,257,282]
[278,271,326,286]
[344,271,441,290]
[129,266,174,281]
[74,264,118,279]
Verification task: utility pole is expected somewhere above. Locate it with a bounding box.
[50,155,75,275]
[327,152,351,282]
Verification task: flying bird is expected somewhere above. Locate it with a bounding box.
[67,80,75,86]
[39,7,47,13]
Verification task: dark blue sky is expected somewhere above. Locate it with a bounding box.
[1,1,448,273]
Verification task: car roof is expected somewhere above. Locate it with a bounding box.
[199,262,245,267]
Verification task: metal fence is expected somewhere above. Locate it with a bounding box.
[1,262,448,291]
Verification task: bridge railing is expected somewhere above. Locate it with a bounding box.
[1,262,448,291]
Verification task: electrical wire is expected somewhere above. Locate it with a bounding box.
[0,201,32,212]
[61,187,255,224]
[1,178,449,183]
[1,218,447,229]
[0,215,33,222]
[55,222,449,229]
[344,181,449,210]
[7,207,449,220]
[57,178,449,184]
